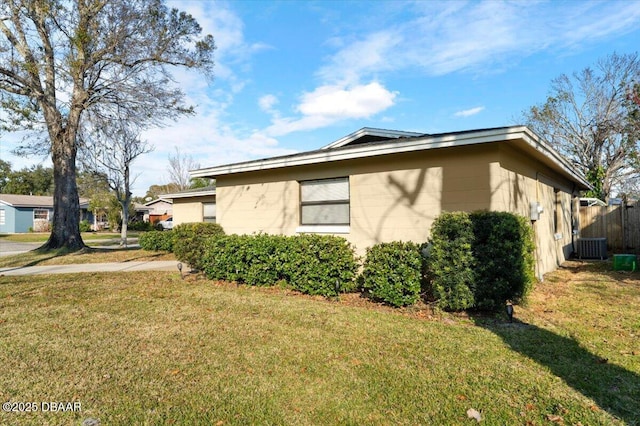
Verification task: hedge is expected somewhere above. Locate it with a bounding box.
[360,241,423,307]
[202,233,357,297]
[426,212,476,311]
[470,211,535,310]
[172,222,225,271]
[425,211,536,312]
[139,230,175,252]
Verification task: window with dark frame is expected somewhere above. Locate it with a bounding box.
[203,203,216,223]
[300,177,350,226]
[34,209,49,221]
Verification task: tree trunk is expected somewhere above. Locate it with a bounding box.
[120,200,129,248]
[41,133,86,251]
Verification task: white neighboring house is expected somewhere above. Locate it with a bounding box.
[143,198,173,224]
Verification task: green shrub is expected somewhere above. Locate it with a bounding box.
[425,211,537,312]
[172,222,225,270]
[139,230,175,252]
[202,233,357,297]
[281,234,358,296]
[79,220,92,232]
[426,212,476,311]
[361,241,423,307]
[129,221,154,231]
[470,211,535,310]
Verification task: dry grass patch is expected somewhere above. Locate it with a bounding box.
[0,262,638,425]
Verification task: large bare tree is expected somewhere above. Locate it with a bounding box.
[523,52,640,201]
[0,0,214,250]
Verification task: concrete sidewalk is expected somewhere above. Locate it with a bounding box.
[0,260,182,276]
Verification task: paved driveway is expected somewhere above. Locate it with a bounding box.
[0,241,42,256]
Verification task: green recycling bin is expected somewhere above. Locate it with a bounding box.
[613,254,637,271]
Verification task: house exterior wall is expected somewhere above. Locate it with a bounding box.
[0,206,17,233]
[173,195,216,225]
[492,144,577,278]
[217,144,496,249]
[215,142,577,278]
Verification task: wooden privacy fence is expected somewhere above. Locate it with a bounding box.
[580,202,640,253]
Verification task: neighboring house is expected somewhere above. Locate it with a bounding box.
[144,198,173,223]
[133,203,153,223]
[163,186,217,224]
[186,126,591,279]
[0,194,91,233]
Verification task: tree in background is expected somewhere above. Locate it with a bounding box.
[82,123,152,246]
[144,184,181,201]
[0,0,214,251]
[0,160,11,192]
[523,52,640,201]
[166,146,213,191]
[0,164,54,195]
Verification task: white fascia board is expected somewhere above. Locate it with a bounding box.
[517,127,591,190]
[191,126,591,189]
[163,190,217,200]
[192,127,520,178]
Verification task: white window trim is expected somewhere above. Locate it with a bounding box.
[296,225,350,234]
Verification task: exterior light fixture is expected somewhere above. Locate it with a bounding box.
[177,262,183,279]
[506,303,514,323]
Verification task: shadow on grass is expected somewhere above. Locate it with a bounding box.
[472,315,640,424]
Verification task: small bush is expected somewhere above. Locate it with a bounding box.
[202,233,357,297]
[361,242,423,307]
[172,222,225,270]
[425,211,537,312]
[470,211,535,310]
[79,220,92,232]
[129,221,154,232]
[281,234,358,296]
[139,230,175,252]
[426,212,476,311]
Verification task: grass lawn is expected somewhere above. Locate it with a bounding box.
[0,261,638,425]
[0,248,175,269]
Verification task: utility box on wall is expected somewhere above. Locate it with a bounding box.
[530,201,543,221]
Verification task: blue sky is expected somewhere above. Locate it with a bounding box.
[2,0,640,197]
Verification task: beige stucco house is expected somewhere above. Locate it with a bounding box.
[164,186,217,224]
[184,126,590,279]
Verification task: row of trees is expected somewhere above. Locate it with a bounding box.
[1,150,209,241]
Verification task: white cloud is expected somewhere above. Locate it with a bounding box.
[265,82,397,137]
[454,106,485,118]
[259,94,279,113]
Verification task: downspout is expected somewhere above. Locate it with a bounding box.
[534,172,541,281]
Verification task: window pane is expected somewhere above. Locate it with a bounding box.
[301,203,349,225]
[34,209,49,220]
[0,209,5,225]
[301,178,349,202]
[203,203,216,217]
